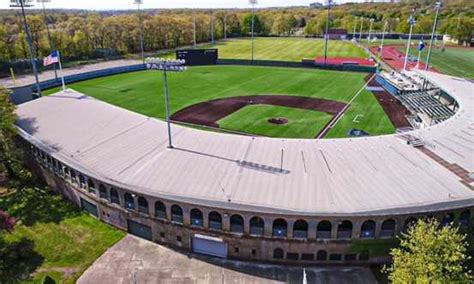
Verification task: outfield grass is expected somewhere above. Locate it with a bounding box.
[45,65,394,138]
[176,37,367,61]
[218,105,333,138]
[0,187,125,283]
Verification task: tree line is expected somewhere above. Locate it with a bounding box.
[0,0,472,63]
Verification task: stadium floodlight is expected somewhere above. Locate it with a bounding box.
[323,0,332,65]
[425,1,442,72]
[378,21,388,58]
[367,18,374,44]
[134,0,145,64]
[403,10,417,71]
[359,17,364,41]
[192,12,197,48]
[352,16,357,41]
[145,58,187,149]
[11,0,42,97]
[249,0,258,63]
[37,0,58,80]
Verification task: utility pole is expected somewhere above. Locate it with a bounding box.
[425,2,441,72]
[11,0,42,97]
[323,0,332,65]
[250,0,258,63]
[37,0,57,80]
[134,0,145,64]
[403,11,416,71]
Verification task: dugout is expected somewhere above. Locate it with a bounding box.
[176,49,218,66]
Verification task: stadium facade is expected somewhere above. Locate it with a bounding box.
[15,70,473,264]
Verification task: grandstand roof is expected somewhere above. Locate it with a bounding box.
[15,71,474,216]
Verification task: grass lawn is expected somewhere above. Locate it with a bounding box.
[0,187,125,283]
[44,65,394,138]
[218,105,333,138]
[395,46,474,78]
[173,37,367,61]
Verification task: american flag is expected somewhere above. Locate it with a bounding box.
[43,51,59,66]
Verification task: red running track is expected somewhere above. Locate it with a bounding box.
[315,57,375,66]
[370,46,437,72]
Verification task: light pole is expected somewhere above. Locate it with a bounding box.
[403,11,416,71]
[367,18,374,45]
[425,1,441,72]
[224,14,227,40]
[134,0,145,64]
[379,21,388,58]
[352,17,357,40]
[359,17,364,41]
[323,0,332,65]
[249,0,257,63]
[192,12,197,48]
[37,0,58,80]
[11,0,42,97]
[210,10,215,45]
[145,58,187,149]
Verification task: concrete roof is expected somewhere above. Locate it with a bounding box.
[15,71,474,216]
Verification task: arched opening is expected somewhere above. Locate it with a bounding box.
[99,184,108,199]
[337,220,353,239]
[360,220,376,239]
[459,210,471,230]
[272,219,287,237]
[316,250,327,261]
[208,211,222,230]
[380,219,396,237]
[293,220,308,239]
[404,217,417,233]
[230,215,244,233]
[441,213,455,227]
[70,170,77,184]
[64,167,70,178]
[317,220,332,239]
[273,248,284,259]
[110,188,120,204]
[155,201,167,219]
[138,197,149,215]
[78,175,86,188]
[249,217,264,236]
[87,178,96,193]
[171,205,183,224]
[190,208,204,227]
[124,193,134,210]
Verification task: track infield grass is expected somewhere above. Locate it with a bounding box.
[218,105,333,138]
[44,65,395,138]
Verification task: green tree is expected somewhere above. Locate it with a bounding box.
[384,219,473,283]
[0,87,30,181]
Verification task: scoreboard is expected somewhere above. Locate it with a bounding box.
[176,49,218,66]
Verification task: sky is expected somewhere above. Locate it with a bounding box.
[3,0,363,10]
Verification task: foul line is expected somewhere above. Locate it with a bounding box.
[316,73,377,139]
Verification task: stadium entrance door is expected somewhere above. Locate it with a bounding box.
[192,234,228,258]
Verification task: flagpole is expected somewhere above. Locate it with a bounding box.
[57,50,66,91]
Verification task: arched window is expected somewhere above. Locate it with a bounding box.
[317,220,332,239]
[208,211,222,230]
[190,208,204,227]
[99,184,108,199]
[70,170,77,184]
[110,188,120,205]
[380,219,396,238]
[459,210,471,230]
[293,220,308,239]
[79,175,86,188]
[87,179,96,193]
[273,248,284,259]
[441,213,454,227]
[360,220,376,239]
[337,220,353,239]
[124,193,134,210]
[138,197,149,215]
[404,217,417,233]
[230,215,244,234]
[64,167,70,178]
[316,250,327,261]
[250,217,264,236]
[272,219,287,237]
[171,205,183,224]
[155,201,167,219]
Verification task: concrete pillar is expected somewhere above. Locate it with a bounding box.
[182,207,191,226]
[222,213,230,231]
[243,216,250,235]
[202,209,209,228]
[331,221,339,239]
[286,219,294,239]
[374,220,382,239]
[264,217,273,237]
[308,220,317,239]
[352,220,362,239]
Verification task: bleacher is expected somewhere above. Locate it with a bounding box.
[396,91,455,125]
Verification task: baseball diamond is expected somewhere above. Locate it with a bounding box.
[15,70,474,264]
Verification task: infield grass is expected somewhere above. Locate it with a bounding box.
[45,65,394,138]
[165,37,367,61]
[218,105,333,138]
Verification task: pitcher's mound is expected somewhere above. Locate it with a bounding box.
[268,118,288,125]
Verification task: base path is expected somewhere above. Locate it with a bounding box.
[78,234,377,284]
[171,95,347,128]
